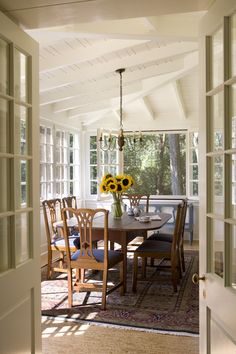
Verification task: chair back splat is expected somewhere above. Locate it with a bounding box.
[122,194,149,212]
[61,208,124,310]
[42,198,62,238]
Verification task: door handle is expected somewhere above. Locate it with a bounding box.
[192,273,205,285]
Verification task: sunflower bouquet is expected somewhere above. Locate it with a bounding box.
[100,173,135,218]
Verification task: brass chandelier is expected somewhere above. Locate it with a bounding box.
[99,68,143,152]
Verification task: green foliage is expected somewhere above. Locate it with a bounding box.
[124,133,186,196]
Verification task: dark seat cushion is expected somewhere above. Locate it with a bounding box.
[71,249,123,268]
[148,232,172,242]
[136,239,172,253]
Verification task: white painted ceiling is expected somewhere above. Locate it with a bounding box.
[0,0,212,131]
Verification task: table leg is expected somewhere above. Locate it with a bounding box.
[121,231,127,293]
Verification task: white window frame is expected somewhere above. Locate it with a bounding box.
[39,120,81,201]
[40,123,54,201]
[86,129,200,200]
[188,130,199,200]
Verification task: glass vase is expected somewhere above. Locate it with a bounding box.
[111,200,123,219]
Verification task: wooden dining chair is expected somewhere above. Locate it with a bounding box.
[132,201,186,293]
[122,194,150,213]
[121,194,150,248]
[61,207,124,310]
[148,199,188,275]
[62,196,77,217]
[42,199,77,279]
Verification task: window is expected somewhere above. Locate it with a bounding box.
[189,132,199,197]
[40,124,80,201]
[40,126,53,200]
[89,130,199,199]
[89,132,120,198]
[124,132,186,196]
[55,130,68,197]
[89,136,98,195]
[69,133,80,196]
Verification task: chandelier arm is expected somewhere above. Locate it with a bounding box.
[99,134,117,152]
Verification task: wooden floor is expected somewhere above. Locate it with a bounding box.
[42,317,199,354]
[184,240,199,251]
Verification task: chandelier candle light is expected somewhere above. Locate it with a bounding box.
[100,173,135,218]
[99,68,144,152]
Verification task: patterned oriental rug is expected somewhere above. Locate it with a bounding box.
[41,251,199,335]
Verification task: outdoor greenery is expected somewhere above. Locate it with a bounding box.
[123,133,186,196]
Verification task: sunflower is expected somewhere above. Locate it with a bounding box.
[106,177,117,186]
[115,175,123,182]
[100,182,108,193]
[107,182,118,193]
[121,175,133,190]
[102,173,112,182]
[99,173,135,197]
[116,182,123,193]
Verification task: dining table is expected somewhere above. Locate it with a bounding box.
[56,211,172,292]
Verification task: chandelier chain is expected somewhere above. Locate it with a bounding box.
[99,68,144,152]
[119,69,123,131]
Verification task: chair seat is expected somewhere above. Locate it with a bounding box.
[148,232,172,243]
[71,249,123,268]
[136,239,172,254]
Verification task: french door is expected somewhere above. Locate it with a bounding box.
[0,11,41,353]
[199,0,236,352]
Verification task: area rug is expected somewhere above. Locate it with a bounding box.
[41,251,199,334]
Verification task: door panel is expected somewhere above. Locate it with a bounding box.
[0,10,41,354]
[199,1,236,352]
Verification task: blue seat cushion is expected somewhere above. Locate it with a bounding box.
[71,249,123,268]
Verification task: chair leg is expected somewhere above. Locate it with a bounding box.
[178,252,182,280]
[68,269,73,307]
[141,257,147,279]
[80,269,85,283]
[47,250,53,279]
[101,268,108,310]
[171,260,178,292]
[181,243,185,272]
[132,254,138,292]
[119,262,124,296]
[75,268,80,282]
[59,251,64,269]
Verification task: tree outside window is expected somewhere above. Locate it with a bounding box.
[124,133,186,196]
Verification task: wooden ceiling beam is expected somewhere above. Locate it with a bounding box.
[171,80,187,119]
[140,96,155,120]
[40,41,197,91]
